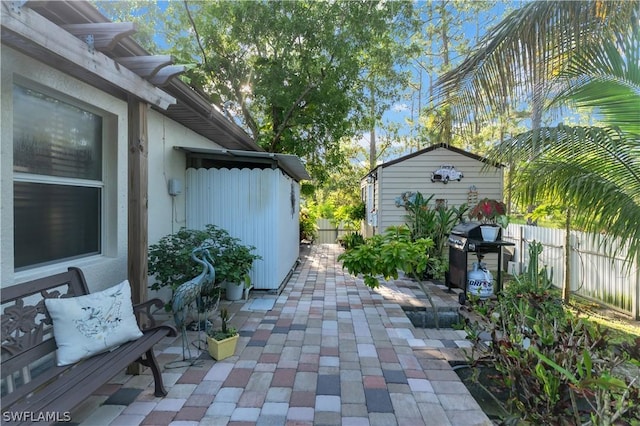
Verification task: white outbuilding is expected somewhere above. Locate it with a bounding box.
[361,143,504,237]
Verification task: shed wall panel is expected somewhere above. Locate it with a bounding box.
[379,147,503,232]
[186,167,298,290]
[276,173,300,283]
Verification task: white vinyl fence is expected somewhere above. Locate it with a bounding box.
[503,224,639,320]
[315,218,353,244]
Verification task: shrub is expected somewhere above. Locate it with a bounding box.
[148,225,260,309]
[338,232,365,250]
[299,207,318,241]
[338,226,443,328]
[469,243,639,424]
[395,191,467,279]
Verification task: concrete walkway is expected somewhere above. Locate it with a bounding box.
[70,244,492,426]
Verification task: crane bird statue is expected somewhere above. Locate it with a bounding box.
[170,245,217,363]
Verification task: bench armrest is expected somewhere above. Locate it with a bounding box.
[133,298,176,335]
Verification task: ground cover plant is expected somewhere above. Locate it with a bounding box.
[463,243,639,425]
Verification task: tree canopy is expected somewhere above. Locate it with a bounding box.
[432,1,637,130]
[162,0,416,182]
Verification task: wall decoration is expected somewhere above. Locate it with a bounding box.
[290,181,296,218]
[430,164,463,184]
[467,185,478,209]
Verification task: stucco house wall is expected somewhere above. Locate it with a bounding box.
[0,47,251,293]
[146,110,225,245]
[1,46,129,290]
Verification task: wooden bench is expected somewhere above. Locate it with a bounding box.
[1,267,177,425]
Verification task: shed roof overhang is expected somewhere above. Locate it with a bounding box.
[164,82,259,151]
[175,146,311,182]
[360,142,504,182]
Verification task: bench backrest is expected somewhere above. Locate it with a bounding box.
[1,267,90,404]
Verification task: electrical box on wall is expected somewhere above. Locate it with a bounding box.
[168,178,182,196]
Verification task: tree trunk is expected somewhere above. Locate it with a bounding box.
[369,89,376,169]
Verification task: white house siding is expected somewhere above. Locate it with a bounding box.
[186,167,300,291]
[1,46,129,291]
[378,147,503,232]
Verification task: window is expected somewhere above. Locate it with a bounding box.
[366,183,376,226]
[13,84,103,269]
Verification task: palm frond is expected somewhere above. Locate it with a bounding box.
[433,0,639,125]
[494,124,640,263]
[552,17,640,133]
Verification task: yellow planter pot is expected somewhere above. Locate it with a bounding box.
[207,334,239,361]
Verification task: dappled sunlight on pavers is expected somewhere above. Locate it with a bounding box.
[70,243,490,426]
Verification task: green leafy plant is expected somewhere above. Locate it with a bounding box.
[220,242,261,289]
[299,207,318,241]
[395,191,467,280]
[347,201,366,222]
[465,243,639,424]
[451,321,466,331]
[338,232,365,250]
[148,225,260,308]
[338,226,444,328]
[466,292,490,316]
[207,307,238,341]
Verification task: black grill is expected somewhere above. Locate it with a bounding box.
[447,222,513,302]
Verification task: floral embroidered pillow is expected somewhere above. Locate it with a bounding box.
[45,280,143,366]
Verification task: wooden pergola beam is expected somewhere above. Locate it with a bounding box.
[62,22,137,51]
[116,55,174,78]
[1,5,175,109]
[148,65,187,86]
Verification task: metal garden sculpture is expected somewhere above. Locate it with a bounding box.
[171,245,217,361]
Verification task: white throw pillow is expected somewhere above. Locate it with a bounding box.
[45,280,143,366]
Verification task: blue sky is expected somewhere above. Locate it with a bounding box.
[365,1,514,163]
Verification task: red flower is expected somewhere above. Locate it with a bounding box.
[470,198,506,224]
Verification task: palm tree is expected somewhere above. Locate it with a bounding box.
[432,1,639,265]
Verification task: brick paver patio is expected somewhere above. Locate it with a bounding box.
[69,243,491,426]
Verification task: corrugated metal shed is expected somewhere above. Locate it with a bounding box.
[181,146,308,291]
[186,168,301,291]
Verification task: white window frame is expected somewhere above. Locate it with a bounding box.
[366,183,375,226]
[12,81,114,272]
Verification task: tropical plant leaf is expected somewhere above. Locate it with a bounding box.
[490,124,640,264]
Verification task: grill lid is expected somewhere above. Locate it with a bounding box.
[450,222,482,237]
